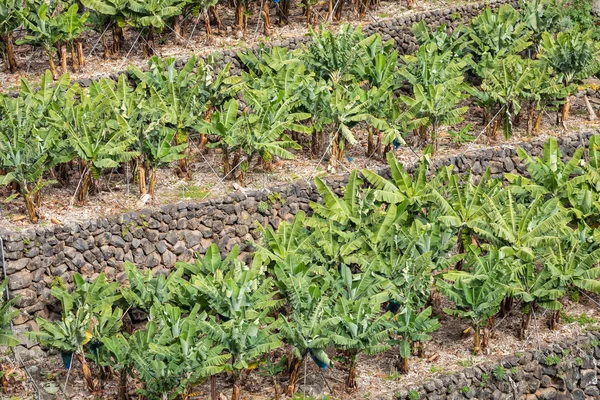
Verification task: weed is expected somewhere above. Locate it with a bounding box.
[429,365,444,374]
[267,192,283,204]
[457,357,474,368]
[562,312,598,327]
[481,373,489,381]
[384,372,402,381]
[510,367,518,374]
[258,201,269,213]
[450,11,462,21]
[408,390,419,400]
[544,356,561,366]
[461,386,470,394]
[493,366,507,381]
[575,357,583,366]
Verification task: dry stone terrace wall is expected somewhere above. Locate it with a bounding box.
[395,331,600,400]
[0,130,597,351]
[65,0,519,89]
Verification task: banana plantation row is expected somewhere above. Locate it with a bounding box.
[0,0,410,75]
[1,1,599,224]
[2,136,600,400]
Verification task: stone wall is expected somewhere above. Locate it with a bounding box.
[395,331,600,400]
[0,130,596,340]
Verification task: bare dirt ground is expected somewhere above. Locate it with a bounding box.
[2,295,599,400]
[0,0,472,93]
[1,94,599,231]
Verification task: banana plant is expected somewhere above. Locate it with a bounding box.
[398,55,468,153]
[186,0,219,41]
[412,20,468,60]
[0,0,24,72]
[127,304,229,400]
[185,247,282,400]
[362,151,431,209]
[510,137,584,200]
[55,4,89,73]
[480,55,533,138]
[538,235,600,330]
[331,266,392,390]
[326,86,383,171]
[29,274,122,392]
[389,306,439,374]
[236,88,308,179]
[125,0,185,57]
[128,56,208,179]
[462,4,532,64]
[0,279,18,348]
[438,248,505,354]
[121,261,187,312]
[540,28,600,122]
[81,0,132,55]
[18,3,65,79]
[426,168,500,266]
[523,61,567,135]
[471,191,571,263]
[303,24,363,85]
[277,286,338,395]
[0,93,69,222]
[53,86,138,204]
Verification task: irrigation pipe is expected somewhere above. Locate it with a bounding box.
[0,237,42,400]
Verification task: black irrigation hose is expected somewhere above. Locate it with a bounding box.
[0,237,41,400]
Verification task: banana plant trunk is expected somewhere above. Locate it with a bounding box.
[210,6,224,30]
[473,325,482,355]
[204,9,213,42]
[137,158,147,196]
[76,352,95,392]
[102,30,110,59]
[45,46,58,80]
[261,0,271,35]
[23,192,39,224]
[345,353,358,391]
[334,0,343,21]
[287,354,304,396]
[70,43,79,72]
[519,306,532,340]
[223,147,231,176]
[176,127,191,178]
[231,370,243,400]
[113,26,123,54]
[398,356,409,374]
[527,102,536,135]
[235,0,246,32]
[367,126,374,156]
[172,15,183,44]
[561,97,571,125]
[76,40,84,71]
[210,375,217,400]
[148,168,157,198]
[78,165,91,204]
[272,377,280,400]
[1,33,18,72]
[143,28,155,58]
[376,130,384,157]
[58,43,68,74]
[118,369,127,400]
[549,310,560,331]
